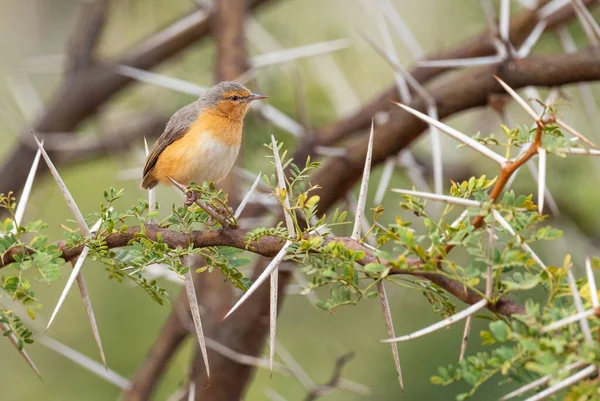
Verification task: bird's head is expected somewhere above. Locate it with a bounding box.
[202,81,268,121]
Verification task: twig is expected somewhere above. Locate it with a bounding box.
[304,353,355,401]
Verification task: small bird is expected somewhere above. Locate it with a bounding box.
[141,81,268,200]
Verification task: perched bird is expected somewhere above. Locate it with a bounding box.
[141,81,268,200]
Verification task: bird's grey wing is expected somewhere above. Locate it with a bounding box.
[142,101,203,179]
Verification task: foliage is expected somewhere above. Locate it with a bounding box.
[0,122,598,400]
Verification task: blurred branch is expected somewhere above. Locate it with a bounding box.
[310,0,596,149]
[67,0,109,77]
[213,0,249,82]
[311,48,600,215]
[304,353,354,401]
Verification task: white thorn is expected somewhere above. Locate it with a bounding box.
[381,299,488,343]
[352,121,375,241]
[39,335,129,388]
[540,308,596,333]
[374,158,396,206]
[492,210,548,272]
[517,19,547,58]
[537,147,546,215]
[570,0,600,45]
[33,135,89,235]
[567,268,594,345]
[556,148,600,156]
[390,188,481,207]
[188,381,196,401]
[554,118,598,149]
[184,268,210,378]
[74,269,106,368]
[499,0,511,43]
[377,0,424,58]
[234,171,262,219]
[416,55,503,68]
[270,136,295,236]
[250,39,350,69]
[117,65,204,96]
[46,247,91,331]
[500,361,587,400]
[269,269,278,376]
[538,0,570,20]
[522,365,596,401]
[427,104,443,194]
[494,76,540,122]
[144,137,156,216]
[224,241,292,319]
[276,341,315,389]
[458,315,473,362]
[394,102,507,166]
[373,2,411,104]
[585,257,599,308]
[255,104,304,138]
[14,143,43,230]
[1,322,42,379]
[377,281,404,390]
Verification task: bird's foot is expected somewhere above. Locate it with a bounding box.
[184,190,199,207]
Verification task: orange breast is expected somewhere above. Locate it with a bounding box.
[153,112,243,186]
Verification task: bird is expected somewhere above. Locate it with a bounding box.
[141,81,268,203]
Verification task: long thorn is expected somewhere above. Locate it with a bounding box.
[494,76,540,122]
[224,241,293,320]
[522,365,596,401]
[377,281,404,391]
[74,268,107,368]
[393,102,507,165]
[184,268,210,378]
[390,188,481,207]
[381,299,488,343]
[46,247,91,331]
[585,257,599,308]
[352,121,375,241]
[567,268,593,344]
[492,210,548,272]
[14,143,43,230]
[144,137,156,217]
[500,361,586,400]
[538,147,546,215]
[1,322,42,379]
[234,171,262,219]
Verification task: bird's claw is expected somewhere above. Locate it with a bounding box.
[184,191,199,207]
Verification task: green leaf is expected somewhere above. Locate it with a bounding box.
[489,321,511,342]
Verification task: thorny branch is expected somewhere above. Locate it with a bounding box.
[0,224,524,317]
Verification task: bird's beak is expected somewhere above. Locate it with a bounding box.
[248,93,269,101]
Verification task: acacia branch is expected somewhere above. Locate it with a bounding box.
[0,224,523,317]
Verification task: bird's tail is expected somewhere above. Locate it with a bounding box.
[141,173,158,190]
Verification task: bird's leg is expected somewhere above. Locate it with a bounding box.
[184,190,199,207]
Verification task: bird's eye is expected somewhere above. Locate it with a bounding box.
[231,95,240,101]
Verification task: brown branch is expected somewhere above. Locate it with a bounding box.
[0,224,523,317]
[213,0,249,82]
[304,352,355,401]
[67,0,109,77]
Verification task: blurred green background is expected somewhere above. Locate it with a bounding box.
[1,0,599,400]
